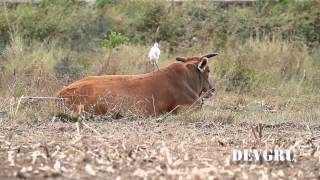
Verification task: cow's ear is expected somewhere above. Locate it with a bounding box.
[176,57,186,62]
[198,58,208,72]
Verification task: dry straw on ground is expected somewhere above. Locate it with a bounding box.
[0,94,319,179]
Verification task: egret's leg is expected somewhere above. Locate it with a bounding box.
[155,62,159,71]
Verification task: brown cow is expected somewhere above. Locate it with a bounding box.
[57,53,218,117]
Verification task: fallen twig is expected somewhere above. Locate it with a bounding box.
[21,96,65,101]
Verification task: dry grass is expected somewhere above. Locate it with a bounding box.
[213,37,319,96]
[1,34,318,97]
[0,36,319,179]
[0,94,319,179]
[0,116,319,179]
[0,2,319,179]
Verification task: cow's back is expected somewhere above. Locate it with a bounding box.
[57,65,184,116]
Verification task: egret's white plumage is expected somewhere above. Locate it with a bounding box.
[148,43,160,71]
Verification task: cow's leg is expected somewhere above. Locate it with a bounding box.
[155,62,160,71]
[173,94,203,114]
[173,104,200,115]
[189,100,203,112]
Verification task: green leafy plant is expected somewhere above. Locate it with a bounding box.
[102,32,129,49]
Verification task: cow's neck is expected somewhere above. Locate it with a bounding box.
[152,63,203,96]
[185,66,203,97]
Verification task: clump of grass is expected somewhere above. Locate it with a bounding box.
[0,96,63,126]
[0,1,319,117]
[54,56,83,84]
[0,34,65,96]
[212,37,319,96]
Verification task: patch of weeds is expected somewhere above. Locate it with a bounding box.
[54,56,82,83]
[167,111,205,124]
[96,0,117,8]
[102,32,129,49]
[79,58,92,69]
[211,114,235,125]
[316,95,320,104]
[225,62,256,94]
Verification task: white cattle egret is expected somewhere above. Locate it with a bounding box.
[148,43,160,71]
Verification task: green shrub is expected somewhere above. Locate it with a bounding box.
[102,32,129,49]
[136,3,165,37]
[0,2,113,50]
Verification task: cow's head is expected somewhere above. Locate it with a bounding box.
[176,53,218,98]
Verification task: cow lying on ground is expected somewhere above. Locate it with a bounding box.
[57,53,218,117]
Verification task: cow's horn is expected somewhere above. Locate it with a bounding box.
[176,57,187,62]
[202,53,218,59]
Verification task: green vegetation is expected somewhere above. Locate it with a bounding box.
[0,2,319,178]
[102,32,129,49]
[0,0,319,97]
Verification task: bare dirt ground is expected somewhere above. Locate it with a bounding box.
[0,118,319,179]
[0,95,320,179]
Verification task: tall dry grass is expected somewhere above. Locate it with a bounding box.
[90,44,171,76]
[0,34,64,97]
[0,34,319,99]
[0,35,174,98]
[212,37,319,96]
[0,1,319,125]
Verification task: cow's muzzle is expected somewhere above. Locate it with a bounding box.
[202,88,216,98]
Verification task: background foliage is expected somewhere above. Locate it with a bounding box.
[0,0,319,97]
